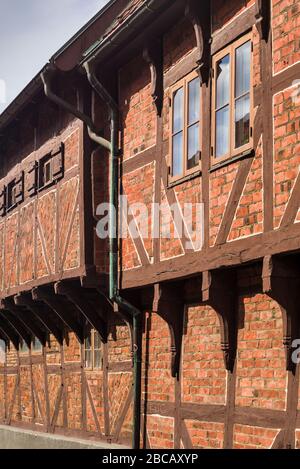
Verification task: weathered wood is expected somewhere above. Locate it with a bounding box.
[185,0,211,84]
[0,309,31,348]
[261,17,273,232]
[122,223,300,289]
[15,292,64,345]
[255,0,271,41]
[154,283,185,379]
[113,387,133,442]
[211,4,256,55]
[55,282,107,343]
[262,255,300,371]
[2,298,47,346]
[0,319,20,350]
[215,157,254,245]
[143,38,163,116]
[202,269,237,371]
[32,286,84,343]
[280,170,300,228]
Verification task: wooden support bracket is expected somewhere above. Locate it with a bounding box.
[2,298,47,347]
[143,38,164,117]
[15,293,64,345]
[262,255,300,372]
[255,0,271,41]
[202,270,237,372]
[0,317,20,350]
[185,0,211,84]
[32,286,84,343]
[0,304,32,348]
[55,282,108,343]
[153,283,185,379]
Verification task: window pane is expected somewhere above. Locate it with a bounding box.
[94,331,101,350]
[172,132,183,176]
[94,350,102,369]
[216,54,230,109]
[32,337,42,352]
[235,93,250,148]
[187,123,200,170]
[173,87,184,134]
[20,339,29,354]
[235,41,251,98]
[0,340,5,363]
[85,350,92,368]
[216,106,230,158]
[84,331,92,350]
[188,77,200,125]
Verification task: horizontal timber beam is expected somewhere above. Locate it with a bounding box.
[121,224,300,289]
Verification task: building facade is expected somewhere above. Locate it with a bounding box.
[0,0,300,449]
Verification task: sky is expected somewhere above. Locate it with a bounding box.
[0,0,110,114]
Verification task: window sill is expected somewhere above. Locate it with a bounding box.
[168,169,202,189]
[210,148,254,173]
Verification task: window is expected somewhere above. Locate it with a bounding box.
[0,339,6,363]
[38,144,64,191]
[212,34,253,163]
[19,339,29,354]
[84,328,102,370]
[39,154,53,188]
[31,337,42,353]
[7,173,24,211]
[170,71,201,181]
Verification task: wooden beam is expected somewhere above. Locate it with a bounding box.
[143,38,163,116]
[32,286,84,343]
[0,309,31,348]
[0,319,19,350]
[262,255,300,371]
[55,282,107,343]
[15,293,64,345]
[185,0,211,84]
[255,0,271,41]
[121,223,300,290]
[2,298,47,347]
[202,269,237,371]
[154,283,185,379]
[215,156,254,245]
[262,255,300,448]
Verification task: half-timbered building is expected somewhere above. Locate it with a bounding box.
[0,0,300,449]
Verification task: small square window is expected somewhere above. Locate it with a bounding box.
[39,155,53,188]
[7,181,17,209]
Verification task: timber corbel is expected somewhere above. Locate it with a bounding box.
[0,319,19,350]
[1,298,47,347]
[185,0,211,84]
[153,283,185,379]
[255,0,271,41]
[0,303,32,348]
[32,286,84,343]
[15,293,64,345]
[143,38,164,117]
[262,255,300,372]
[55,282,108,343]
[202,270,237,372]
